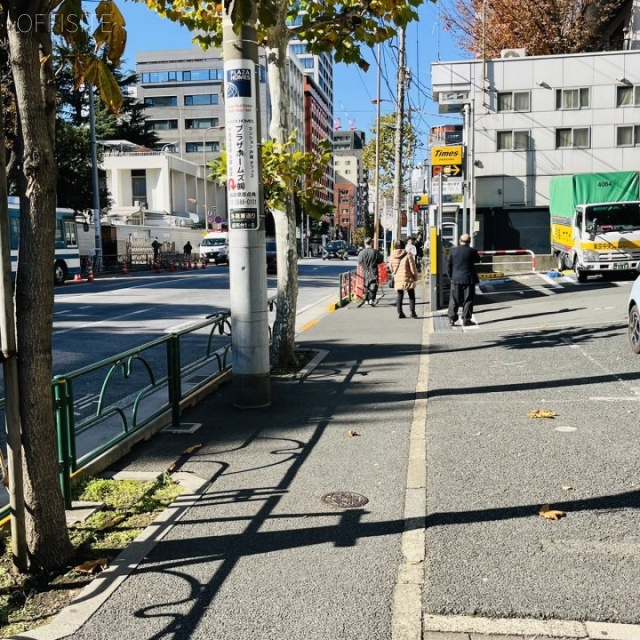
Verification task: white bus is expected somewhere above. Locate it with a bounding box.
[7,197,81,285]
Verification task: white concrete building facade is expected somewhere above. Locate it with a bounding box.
[432,49,640,252]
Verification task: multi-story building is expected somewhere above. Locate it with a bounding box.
[136,46,272,225]
[333,130,368,238]
[304,75,334,209]
[431,46,640,253]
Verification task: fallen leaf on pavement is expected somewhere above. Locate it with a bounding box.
[183,444,202,455]
[562,486,574,491]
[97,514,126,531]
[75,557,109,574]
[528,409,556,419]
[348,430,360,437]
[539,503,567,520]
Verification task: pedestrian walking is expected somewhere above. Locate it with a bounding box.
[357,237,382,306]
[183,241,193,260]
[152,239,161,263]
[446,233,480,327]
[389,240,419,319]
[414,234,424,272]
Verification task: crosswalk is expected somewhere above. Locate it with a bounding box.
[478,271,633,295]
[435,271,633,332]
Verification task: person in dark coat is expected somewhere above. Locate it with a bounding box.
[446,233,480,326]
[357,237,382,306]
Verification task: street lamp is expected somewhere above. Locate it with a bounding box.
[202,125,225,231]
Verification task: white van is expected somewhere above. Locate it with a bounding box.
[199,232,229,265]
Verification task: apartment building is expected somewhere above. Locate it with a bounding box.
[431,48,640,253]
[333,130,368,237]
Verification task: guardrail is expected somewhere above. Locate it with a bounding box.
[1,296,277,518]
[477,249,536,273]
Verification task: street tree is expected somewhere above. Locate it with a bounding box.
[442,0,627,57]
[362,113,417,199]
[1,0,125,571]
[138,0,427,367]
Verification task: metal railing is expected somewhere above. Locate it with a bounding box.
[1,296,277,517]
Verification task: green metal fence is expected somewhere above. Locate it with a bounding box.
[1,297,277,517]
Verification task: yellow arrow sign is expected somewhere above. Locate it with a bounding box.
[443,165,462,177]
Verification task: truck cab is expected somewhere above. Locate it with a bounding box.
[567,201,640,281]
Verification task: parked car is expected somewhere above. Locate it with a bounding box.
[266,240,277,274]
[199,232,229,265]
[628,265,640,353]
[347,244,359,256]
[322,240,349,260]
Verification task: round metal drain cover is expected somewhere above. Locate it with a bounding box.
[321,491,369,509]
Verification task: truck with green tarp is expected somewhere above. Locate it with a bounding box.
[550,171,640,281]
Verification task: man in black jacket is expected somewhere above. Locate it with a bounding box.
[446,233,480,326]
[357,237,382,306]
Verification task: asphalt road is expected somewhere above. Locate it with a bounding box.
[425,271,640,624]
[0,257,356,452]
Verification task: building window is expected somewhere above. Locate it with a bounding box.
[616,125,640,146]
[146,119,178,131]
[497,130,530,150]
[185,117,220,129]
[555,88,589,110]
[497,91,530,112]
[555,127,590,148]
[184,94,219,106]
[185,141,220,153]
[616,85,640,107]
[131,169,147,205]
[302,59,314,69]
[144,96,177,107]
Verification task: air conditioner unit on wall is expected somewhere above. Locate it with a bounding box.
[501,48,527,58]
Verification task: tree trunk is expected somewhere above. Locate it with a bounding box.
[7,4,73,571]
[266,27,299,368]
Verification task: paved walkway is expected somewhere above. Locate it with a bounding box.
[15,280,640,640]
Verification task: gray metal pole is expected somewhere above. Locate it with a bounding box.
[373,43,381,251]
[392,26,406,244]
[462,104,470,237]
[222,0,271,408]
[88,85,102,270]
[0,106,27,570]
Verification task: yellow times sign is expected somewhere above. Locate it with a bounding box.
[432,145,463,166]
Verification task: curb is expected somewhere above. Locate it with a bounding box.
[8,472,209,640]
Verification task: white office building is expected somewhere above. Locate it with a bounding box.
[431,47,640,253]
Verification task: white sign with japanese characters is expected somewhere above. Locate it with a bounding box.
[224,59,260,230]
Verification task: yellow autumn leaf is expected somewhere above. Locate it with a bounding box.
[183,444,202,455]
[539,504,567,520]
[528,409,556,419]
[75,557,109,574]
[98,514,126,531]
[348,430,360,437]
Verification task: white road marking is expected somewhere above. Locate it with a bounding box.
[537,273,564,288]
[53,309,148,335]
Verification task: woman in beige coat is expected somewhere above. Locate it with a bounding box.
[389,240,419,319]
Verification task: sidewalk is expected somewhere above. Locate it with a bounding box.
[14,281,640,640]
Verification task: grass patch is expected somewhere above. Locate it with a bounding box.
[0,475,182,637]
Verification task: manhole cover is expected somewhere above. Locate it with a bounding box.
[321,491,369,509]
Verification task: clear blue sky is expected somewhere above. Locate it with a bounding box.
[118,2,465,152]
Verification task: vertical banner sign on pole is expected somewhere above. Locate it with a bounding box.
[224,60,260,231]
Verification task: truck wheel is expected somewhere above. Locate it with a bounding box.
[576,266,588,283]
[629,304,640,354]
[54,261,67,286]
[556,253,566,272]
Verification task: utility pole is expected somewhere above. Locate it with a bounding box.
[222,0,270,408]
[392,26,407,245]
